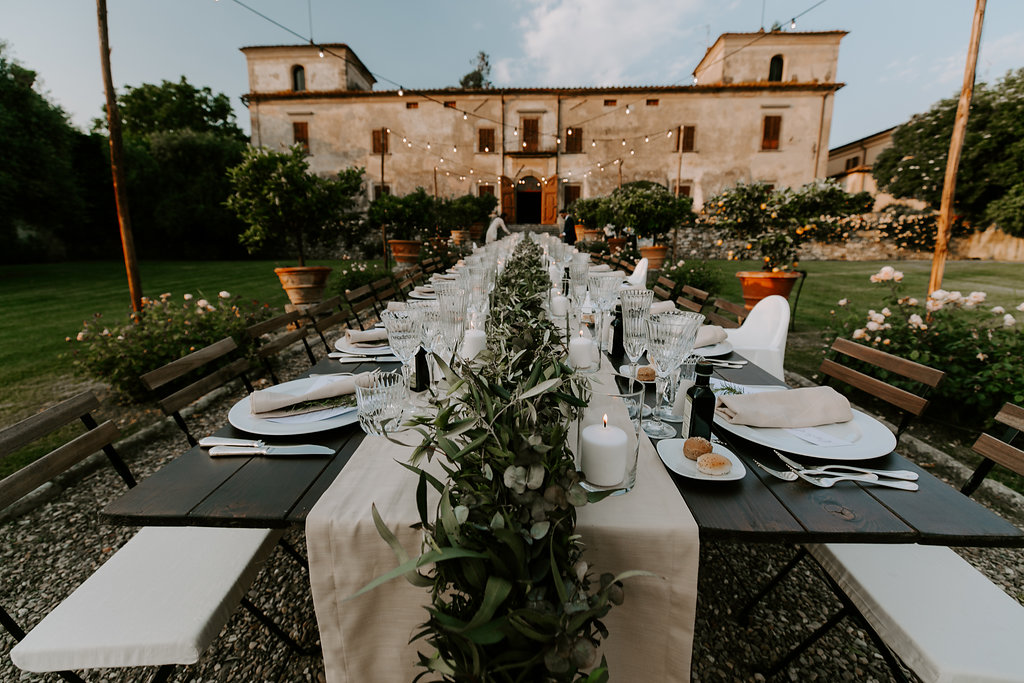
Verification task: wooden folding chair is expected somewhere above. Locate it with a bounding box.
[139,337,253,447]
[369,276,400,313]
[741,401,1024,682]
[651,275,676,301]
[245,310,316,384]
[703,297,746,329]
[395,267,424,298]
[421,257,441,274]
[819,337,946,441]
[304,296,350,352]
[3,393,309,683]
[342,284,378,331]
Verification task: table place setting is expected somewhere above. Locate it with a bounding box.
[226,371,375,436]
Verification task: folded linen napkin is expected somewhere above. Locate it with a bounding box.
[650,300,676,315]
[251,372,372,417]
[589,264,612,272]
[386,301,408,312]
[695,325,727,349]
[715,386,853,428]
[346,328,389,347]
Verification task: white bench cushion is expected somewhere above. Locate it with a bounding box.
[11,526,281,673]
[809,543,1024,683]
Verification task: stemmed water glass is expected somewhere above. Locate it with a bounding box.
[620,288,655,379]
[644,311,704,439]
[435,286,468,370]
[380,309,420,394]
[589,275,622,353]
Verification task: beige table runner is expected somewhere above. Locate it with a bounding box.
[307,372,700,682]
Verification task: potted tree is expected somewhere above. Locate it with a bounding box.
[606,181,692,270]
[369,187,437,265]
[701,180,872,308]
[570,196,607,243]
[226,145,364,306]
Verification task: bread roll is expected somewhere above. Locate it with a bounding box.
[697,452,732,476]
[682,436,712,461]
[636,366,656,382]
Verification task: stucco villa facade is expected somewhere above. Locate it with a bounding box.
[240,30,845,225]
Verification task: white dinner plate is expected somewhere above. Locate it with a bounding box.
[714,407,897,461]
[657,439,746,482]
[334,338,394,356]
[618,364,656,384]
[228,378,358,436]
[408,291,437,300]
[694,340,733,358]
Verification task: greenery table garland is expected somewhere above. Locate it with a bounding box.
[361,238,639,682]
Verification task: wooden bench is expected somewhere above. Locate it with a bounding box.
[2,392,294,682]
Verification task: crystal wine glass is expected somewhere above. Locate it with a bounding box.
[620,288,655,379]
[380,309,420,393]
[644,311,704,439]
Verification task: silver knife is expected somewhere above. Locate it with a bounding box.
[775,451,919,481]
[199,436,265,448]
[207,444,335,457]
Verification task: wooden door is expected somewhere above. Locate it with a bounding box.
[500,176,515,224]
[541,176,558,225]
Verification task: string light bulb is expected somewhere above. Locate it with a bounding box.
[621,139,626,146]
[591,139,596,147]
[692,75,698,85]
[625,106,631,114]
[453,145,457,153]
[556,137,561,145]
[567,128,573,135]
[398,87,404,96]
[318,49,324,58]
[513,128,518,136]
[463,112,468,120]
[790,18,796,29]
[667,130,673,138]
[484,146,489,152]
[644,135,649,143]
[426,142,431,149]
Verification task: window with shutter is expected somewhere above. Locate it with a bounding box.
[478,185,495,197]
[373,184,391,200]
[293,122,309,152]
[478,128,495,153]
[291,65,305,92]
[845,156,860,170]
[522,117,539,152]
[681,125,696,152]
[372,128,389,154]
[761,115,781,150]
[565,127,583,153]
[604,99,617,107]
[563,184,581,207]
[768,55,784,82]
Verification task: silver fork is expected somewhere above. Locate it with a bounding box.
[774,450,919,481]
[750,458,798,481]
[783,463,919,491]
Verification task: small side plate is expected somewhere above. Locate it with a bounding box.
[656,438,746,482]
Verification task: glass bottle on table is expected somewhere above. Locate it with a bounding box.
[686,361,716,441]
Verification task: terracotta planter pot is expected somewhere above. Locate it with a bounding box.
[574,225,586,241]
[468,222,485,242]
[607,237,627,254]
[389,239,423,265]
[274,266,333,306]
[735,270,801,310]
[450,230,471,246]
[582,228,604,242]
[638,244,669,270]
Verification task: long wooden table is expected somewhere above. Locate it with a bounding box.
[102,355,1024,549]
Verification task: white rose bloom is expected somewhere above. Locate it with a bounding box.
[852,328,867,340]
[926,299,943,312]
[930,289,948,301]
[196,299,210,308]
[1003,314,1016,327]
[184,293,194,301]
[893,270,904,282]
[866,321,881,332]
[991,306,1006,314]
[870,313,885,324]
[908,314,924,328]
[907,297,919,306]
[977,353,988,361]
[878,266,896,280]
[1016,302,1024,312]
[218,290,231,299]
[881,307,891,317]
[837,298,848,306]
[967,291,986,304]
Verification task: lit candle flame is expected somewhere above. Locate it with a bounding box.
[603,414,609,428]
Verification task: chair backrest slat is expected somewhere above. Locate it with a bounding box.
[158,357,251,416]
[246,310,302,339]
[0,421,120,510]
[971,433,1024,478]
[0,392,99,457]
[675,296,703,313]
[652,285,672,301]
[819,358,930,417]
[994,402,1024,433]
[140,337,239,392]
[830,338,944,388]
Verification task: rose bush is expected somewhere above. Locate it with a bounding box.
[67,291,275,402]
[827,267,1024,425]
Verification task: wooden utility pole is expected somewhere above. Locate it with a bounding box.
[96,0,142,313]
[929,0,986,294]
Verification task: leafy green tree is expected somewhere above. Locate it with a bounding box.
[94,75,246,141]
[873,67,1024,235]
[605,181,694,245]
[458,51,492,89]
[368,188,437,241]
[226,145,365,265]
[0,43,92,262]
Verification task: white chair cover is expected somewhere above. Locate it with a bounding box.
[626,258,648,287]
[723,295,790,380]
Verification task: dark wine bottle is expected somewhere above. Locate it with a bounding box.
[413,346,430,391]
[610,303,624,360]
[686,361,715,440]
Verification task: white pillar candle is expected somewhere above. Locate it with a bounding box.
[568,330,594,369]
[550,294,569,317]
[581,415,628,486]
[462,328,486,360]
[548,264,562,287]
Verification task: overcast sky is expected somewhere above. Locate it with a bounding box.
[3,0,1023,148]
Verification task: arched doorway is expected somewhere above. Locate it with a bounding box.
[515,176,542,224]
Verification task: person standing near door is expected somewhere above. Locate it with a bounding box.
[562,209,576,245]
[486,212,509,244]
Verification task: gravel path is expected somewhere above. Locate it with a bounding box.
[2,351,1022,682]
